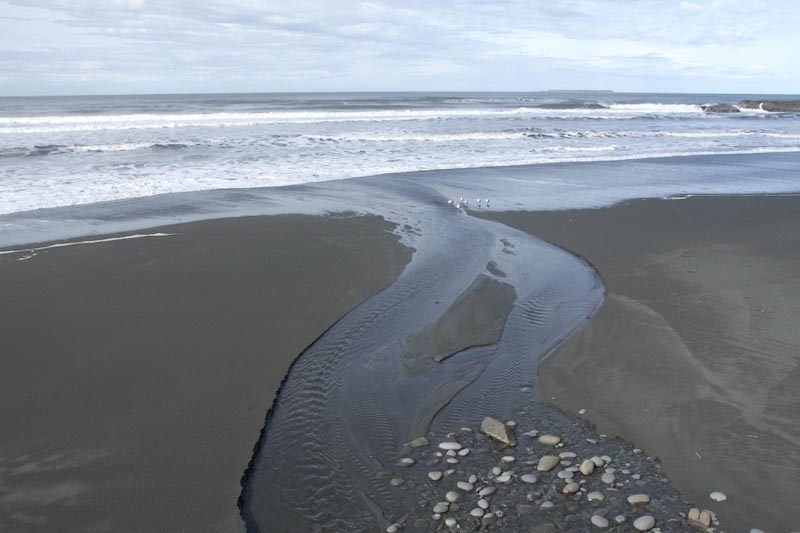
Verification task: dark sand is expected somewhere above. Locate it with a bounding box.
[482,195,800,532]
[0,214,410,532]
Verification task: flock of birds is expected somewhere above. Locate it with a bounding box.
[447,196,489,209]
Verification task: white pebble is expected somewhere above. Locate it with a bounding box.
[428,471,443,481]
[710,491,727,502]
[591,515,610,529]
[456,481,474,492]
[433,502,449,513]
[495,474,511,483]
[438,441,462,451]
[445,491,459,503]
[633,515,655,531]
[458,448,470,457]
[586,491,605,502]
[478,498,489,509]
[478,486,496,497]
[520,474,537,484]
[470,508,484,517]
[501,455,516,463]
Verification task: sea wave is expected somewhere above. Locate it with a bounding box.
[0,104,719,134]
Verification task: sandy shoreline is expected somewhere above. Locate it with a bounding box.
[0,214,410,532]
[481,194,800,532]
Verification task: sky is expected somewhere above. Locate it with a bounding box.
[0,0,798,96]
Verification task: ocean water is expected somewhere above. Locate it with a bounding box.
[1,91,799,215]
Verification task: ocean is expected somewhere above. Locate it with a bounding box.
[1,91,799,215]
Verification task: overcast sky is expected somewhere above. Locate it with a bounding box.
[1,0,798,96]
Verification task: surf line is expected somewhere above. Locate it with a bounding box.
[0,233,176,256]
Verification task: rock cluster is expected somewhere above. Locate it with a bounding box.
[739,99,800,112]
[383,416,727,532]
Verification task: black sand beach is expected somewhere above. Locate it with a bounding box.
[482,195,800,532]
[0,214,410,532]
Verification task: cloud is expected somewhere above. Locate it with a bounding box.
[0,0,798,95]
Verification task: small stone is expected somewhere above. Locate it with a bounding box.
[580,460,595,475]
[627,494,650,505]
[538,435,561,446]
[591,456,605,467]
[540,501,554,510]
[400,458,415,466]
[559,452,576,459]
[578,408,587,415]
[491,466,502,476]
[470,508,485,517]
[428,471,443,481]
[390,478,403,486]
[438,442,462,451]
[495,474,511,483]
[710,491,727,502]
[522,430,539,437]
[537,455,560,472]
[445,517,457,528]
[446,458,458,464]
[688,508,700,521]
[501,455,516,463]
[478,498,489,509]
[601,455,612,463]
[445,491,459,503]
[698,511,712,527]
[601,472,615,484]
[557,470,574,480]
[591,515,609,529]
[468,475,477,484]
[432,513,441,520]
[478,486,496,497]
[409,437,429,448]
[586,491,605,502]
[633,515,655,531]
[458,448,470,457]
[615,515,626,524]
[433,502,449,514]
[480,416,516,446]
[520,474,537,484]
[586,438,597,444]
[387,524,400,533]
[456,481,474,492]
[506,420,517,428]
[562,483,579,494]
[750,529,764,533]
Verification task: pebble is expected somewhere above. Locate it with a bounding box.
[750,529,764,533]
[433,502,449,514]
[446,458,459,464]
[445,517,457,528]
[445,491,459,503]
[501,455,516,463]
[438,442,462,451]
[580,460,595,475]
[586,491,605,502]
[633,515,655,531]
[559,451,577,459]
[615,515,626,524]
[537,455,560,472]
[538,435,561,446]
[478,498,489,509]
[480,416,516,446]
[627,493,650,505]
[468,474,477,484]
[470,508,485,517]
[456,481,474,492]
[710,491,727,502]
[390,478,403,486]
[506,420,517,427]
[601,455,612,463]
[409,437,429,448]
[591,515,610,529]
[478,486,496,497]
[557,469,574,480]
[400,458,415,466]
[591,456,605,467]
[428,471,443,481]
[520,474,537,484]
[387,524,400,533]
[495,474,512,483]
[458,448,470,457]
[601,472,616,484]
[562,483,579,494]
[578,408,587,415]
[522,430,539,437]
[540,501,554,510]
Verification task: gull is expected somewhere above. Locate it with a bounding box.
[447,200,453,205]
[455,203,461,209]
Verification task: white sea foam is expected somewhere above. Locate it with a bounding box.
[0,233,175,255]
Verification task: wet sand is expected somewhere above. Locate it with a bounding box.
[0,214,410,532]
[482,195,800,532]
